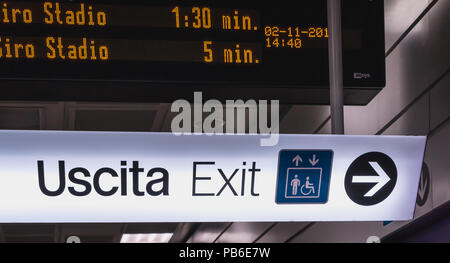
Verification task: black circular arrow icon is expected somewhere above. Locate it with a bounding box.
[416,162,430,207]
[345,152,397,206]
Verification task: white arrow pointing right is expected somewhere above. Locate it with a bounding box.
[352,162,391,197]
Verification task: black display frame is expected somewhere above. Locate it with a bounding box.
[0,0,385,105]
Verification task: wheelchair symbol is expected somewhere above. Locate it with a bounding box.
[300,177,315,195]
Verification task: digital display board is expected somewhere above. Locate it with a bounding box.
[0,0,385,104]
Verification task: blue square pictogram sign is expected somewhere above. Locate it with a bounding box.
[276,150,333,204]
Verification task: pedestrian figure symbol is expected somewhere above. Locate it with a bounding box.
[291,175,301,195]
[276,150,333,204]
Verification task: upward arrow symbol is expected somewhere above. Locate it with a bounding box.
[309,154,319,166]
[292,155,303,166]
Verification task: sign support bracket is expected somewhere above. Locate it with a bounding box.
[328,0,345,134]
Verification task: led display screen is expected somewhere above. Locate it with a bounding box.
[0,0,385,104]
